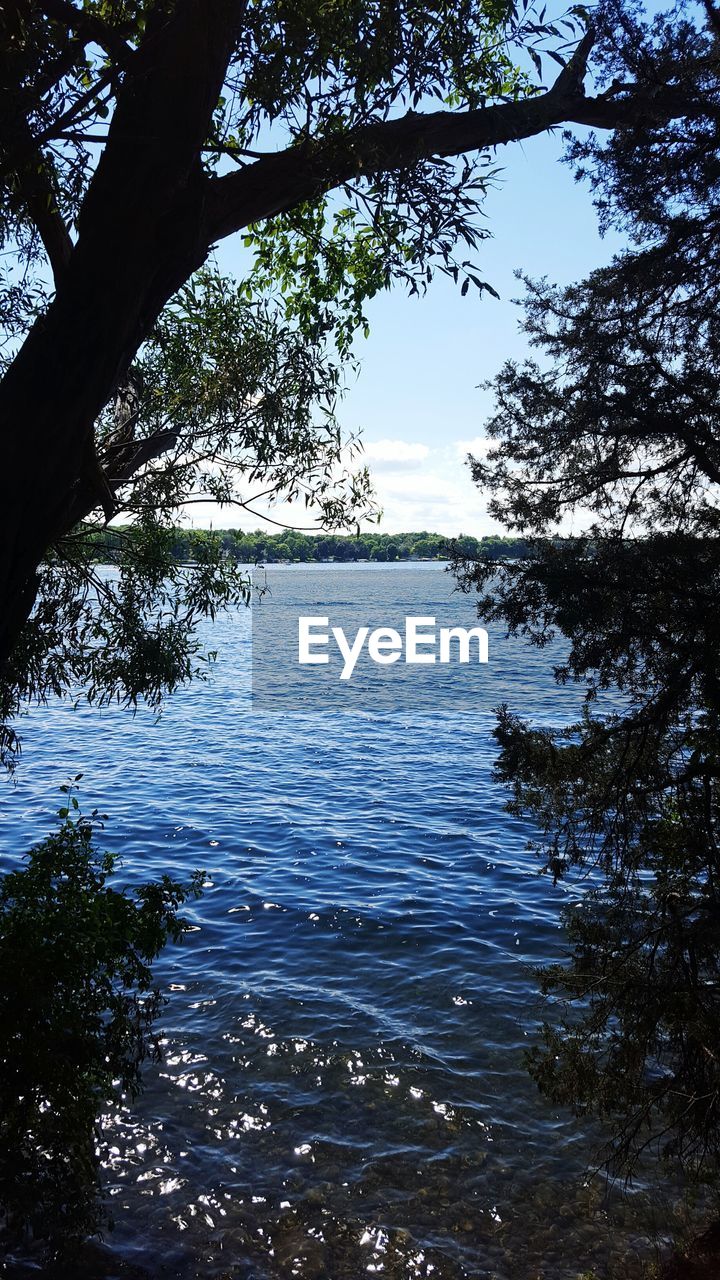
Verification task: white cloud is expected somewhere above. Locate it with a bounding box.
[179,437,505,537]
[362,439,430,471]
[453,435,493,460]
[365,444,502,535]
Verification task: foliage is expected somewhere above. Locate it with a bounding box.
[0,0,592,760]
[469,7,720,542]
[0,265,376,767]
[5,0,714,758]
[84,526,532,564]
[0,0,565,356]
[0,784,203,1248]
[454,2,720,1187]
[0,1,591,1251]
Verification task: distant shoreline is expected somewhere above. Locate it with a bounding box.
[84,527,531,566]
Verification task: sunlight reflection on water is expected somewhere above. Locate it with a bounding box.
[1,566,683,1278]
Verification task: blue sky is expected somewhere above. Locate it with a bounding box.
[217,124,625,537]
[339,127,625,535]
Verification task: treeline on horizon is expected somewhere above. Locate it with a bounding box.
[85,528,532,564]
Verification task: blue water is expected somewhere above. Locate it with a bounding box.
[0,565,676,1278]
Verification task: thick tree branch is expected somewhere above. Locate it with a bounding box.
[105,429,180,486]
[39,0,134,65]
[57,369,177,532]
[10,117,73,282]
[20,169,73,282]
[552,25,595,96]
[59,427,181,535]
[202,57,704,245]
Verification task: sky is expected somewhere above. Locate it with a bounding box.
[212,125,625,538]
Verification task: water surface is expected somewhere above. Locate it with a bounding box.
[1,565,677,1278]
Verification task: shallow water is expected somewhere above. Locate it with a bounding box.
[1,565,678,1278]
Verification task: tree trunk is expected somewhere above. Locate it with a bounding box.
[0,0,242,663]
[0,198,209,663]
[0,3,700,666]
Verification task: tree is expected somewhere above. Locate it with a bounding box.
[1,0,718,760]
[455,1,720,1188]
[0,786,202,1248]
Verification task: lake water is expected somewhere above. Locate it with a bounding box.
[1,564,679,1278]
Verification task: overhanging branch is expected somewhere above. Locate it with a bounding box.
[202,42,707,247]
[39,0,134,65]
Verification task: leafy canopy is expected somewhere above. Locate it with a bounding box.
[0,0,589,762]
[454,0,720,1186]
[0,264,377,764]
[1,0,552,346]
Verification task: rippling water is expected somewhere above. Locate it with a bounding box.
[1,565,679,1278]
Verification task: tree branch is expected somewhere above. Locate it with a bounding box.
[39,0,134,65]
[552,24,595,96]
[10,117,73,283]
[202,47,705,246]
[21,172,73,282]
[104,428,181,488]
[59,427,181,534]
[0,65,119,182]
